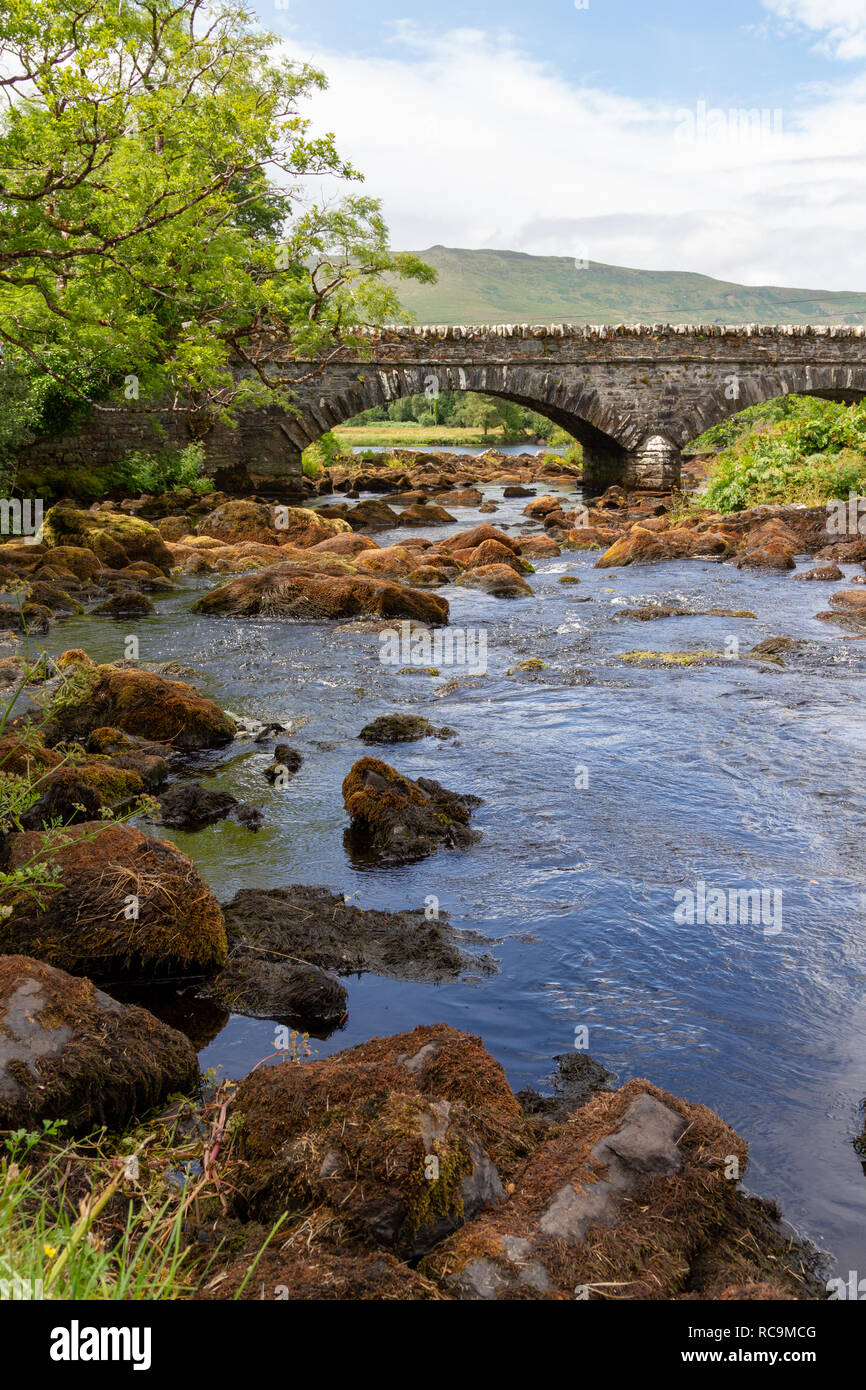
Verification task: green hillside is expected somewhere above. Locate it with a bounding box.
[391,246,866,327]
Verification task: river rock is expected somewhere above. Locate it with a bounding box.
[342,757,482,862]
[94,590,156,617]
[151,781,262,832]
[42,506,174,574]
[201,1227,443,1301]
[217,883,487,984]
[0,955,198,1132]
[421,1078,820,1300]
[192,562,450,625]
[358,713,454,744]
[19,758,145,829]
[42,664,237,750]
[85,726,171,788]
[516,535,560,558]
[202,955,346,1031]
[231,1023,533,1257]
[0,822,226,978]
[792,563,844,581]
[455,564,533,597]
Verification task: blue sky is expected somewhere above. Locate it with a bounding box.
[270,0,841,106]
[255,1,866,289]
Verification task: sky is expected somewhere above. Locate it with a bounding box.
[257,0,866,291]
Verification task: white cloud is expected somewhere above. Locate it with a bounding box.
[763,0,866,60]
[291,25,866,291]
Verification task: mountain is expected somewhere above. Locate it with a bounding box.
[390,246,866,327]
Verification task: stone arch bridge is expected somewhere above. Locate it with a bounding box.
[36,324,866,495]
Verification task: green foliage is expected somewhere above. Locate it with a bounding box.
[0,0,433,463]
[689,395,808,453]
[699,397,866,511]
[108,444,212,496]
[544,426,583,467]
[347,390,554,440]
[301,431,342,477]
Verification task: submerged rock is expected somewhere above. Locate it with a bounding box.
[358,713,455,744]
[202,954,347,1031]
[0,955,198,1132]
[151,781,262,832]
[218,883,489,984]
[342,757,482,862]
[1,822,226,978]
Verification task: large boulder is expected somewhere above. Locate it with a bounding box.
[231,1024,533,1257]
[1,821,226,978]
[0,955,198,1132]
[42,506,174,574]
[43,664,236,750]
[455,564,533,597]
[342,757,481,862]
[192,562,450,625]
[421,1078,820,1300]
[195,500,279,546]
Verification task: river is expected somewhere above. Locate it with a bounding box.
[36,475,866,1278]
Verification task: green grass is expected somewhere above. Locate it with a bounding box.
[386,246,866,327]
[334,423,513,448]
[0,1090,286,1301]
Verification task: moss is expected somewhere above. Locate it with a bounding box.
[45,665,236,750]
[619,649,724,666]
[2,822,226,977]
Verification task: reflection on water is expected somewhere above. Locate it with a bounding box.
[35,481,866,1274]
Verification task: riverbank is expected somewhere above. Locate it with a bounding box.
[2,449,866,1298]
[333,423,542,449]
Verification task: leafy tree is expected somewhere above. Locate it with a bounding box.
[0,0,434,457]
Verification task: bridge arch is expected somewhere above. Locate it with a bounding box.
[678,365,866,449]
[287,362,633,462]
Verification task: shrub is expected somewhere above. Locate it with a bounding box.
[107,443,212,496]
[699,398,866,511]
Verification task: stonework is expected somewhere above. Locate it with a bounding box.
[27,324,866,493]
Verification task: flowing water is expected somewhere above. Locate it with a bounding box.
[36,479,866,1276]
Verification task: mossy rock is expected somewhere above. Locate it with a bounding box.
[0,955,198,1132]
[232,1024,534,1258]
[2,821,226,978]
[43,506,174,574]
[44,664,236,750]
[619,649,725,667]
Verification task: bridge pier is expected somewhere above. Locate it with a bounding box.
[582,432,681,495]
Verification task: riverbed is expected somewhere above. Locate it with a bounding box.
[37,478,866,1278]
